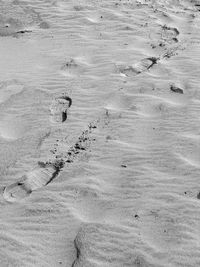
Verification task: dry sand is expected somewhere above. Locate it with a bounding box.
[0,0,200,266]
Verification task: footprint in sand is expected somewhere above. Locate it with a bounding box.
[3,116,100,202]
[3,161,63,202]
[118,57,159,77]
[150,24,179,49]
[161,25,179,44]
[50,96,72,123]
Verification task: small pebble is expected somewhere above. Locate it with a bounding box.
[121,164,127,168]
[170,85,184,94]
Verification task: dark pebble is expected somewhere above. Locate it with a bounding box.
[121,164,127,168]
[170,85,183,94]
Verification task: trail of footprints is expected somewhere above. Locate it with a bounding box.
[3,4,184,203]
[1,2,197,267]
[2,80,184,203]
[118,24,181,77]
[118,24,180,76]
[3,95,107,202]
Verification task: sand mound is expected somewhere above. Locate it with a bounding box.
[72,223,158,267]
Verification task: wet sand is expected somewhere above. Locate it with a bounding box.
[0,0,200,266]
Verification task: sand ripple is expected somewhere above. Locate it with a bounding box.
[0,0,200,266]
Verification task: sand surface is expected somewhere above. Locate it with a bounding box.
[0,0,200,266]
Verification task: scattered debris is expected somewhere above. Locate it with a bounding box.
[61,59,78,69]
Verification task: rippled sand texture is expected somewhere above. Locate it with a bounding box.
[0,0,200,266]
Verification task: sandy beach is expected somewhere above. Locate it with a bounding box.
[0,0,200,266]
